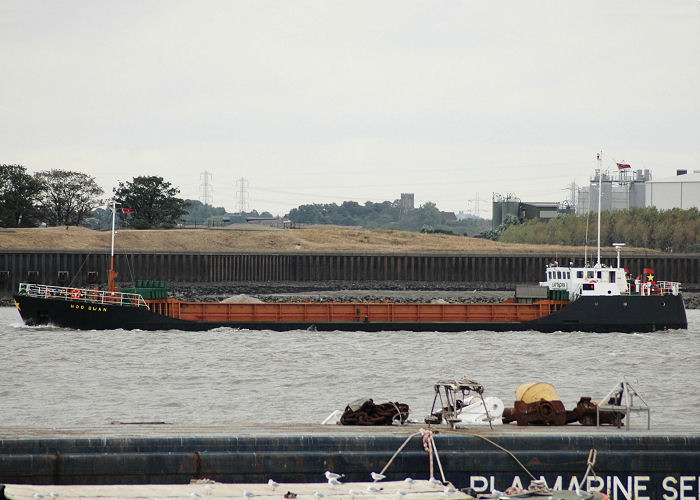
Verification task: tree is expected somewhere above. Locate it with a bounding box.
[182,199,227,225]
[0,164,43,227]
[113,176,189,228]
[35,169,104,226]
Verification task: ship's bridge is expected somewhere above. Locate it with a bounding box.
[540,263,682,301]
[540,264,629,300]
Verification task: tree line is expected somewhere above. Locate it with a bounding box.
[288,200,490,235]
[1,165,187,228]
[496,207,700,253]
[1,164,491,235]
[4,165,698,251]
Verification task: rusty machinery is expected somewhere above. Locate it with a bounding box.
[502,381,636,427]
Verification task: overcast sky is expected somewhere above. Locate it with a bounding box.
[2,0,699,217]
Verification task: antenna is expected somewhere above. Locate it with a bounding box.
[108,200,120,292]
[199,171,214,206]
[596,151,603,268]
[612,243,626,269]
[235,177,250,214]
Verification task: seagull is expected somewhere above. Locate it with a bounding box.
[325,471,343,481]
[313,491,325,499]
[396,490,408,497]
[348,489,364,497]
[189,492,201,498]
[268,479,280,490]
[367,485,382,493]
[243,490,256,498]
[33,494,44,499]
[403,478,414,488]
[371,472,386,482]
[50,493,60,498]
[328,477,342,487]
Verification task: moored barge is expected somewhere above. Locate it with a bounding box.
[0,424,697,498]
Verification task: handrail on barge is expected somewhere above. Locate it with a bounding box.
[17,283,148,309]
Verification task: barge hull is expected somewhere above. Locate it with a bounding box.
[13,293,687,332]
[0,427,697,498]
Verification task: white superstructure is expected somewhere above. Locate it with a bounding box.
[540,261,681,301]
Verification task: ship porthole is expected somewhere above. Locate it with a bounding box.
[661,301,666,307]
[622,302,627,307]
[607,290,612,294]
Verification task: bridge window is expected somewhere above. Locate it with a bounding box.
[557,271,561,279]
[577,271,583,278]
[609,271,616,282]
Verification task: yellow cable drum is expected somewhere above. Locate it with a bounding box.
[515,382,561,403]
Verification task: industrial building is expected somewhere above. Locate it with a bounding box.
[576,168,651,214]
[645,170,700,210]
[491,194,571,230]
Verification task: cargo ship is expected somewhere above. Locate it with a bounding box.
[12,202,687,332]
[12,266,687,332]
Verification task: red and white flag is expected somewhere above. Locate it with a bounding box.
[616,162,631,170]
[121,208,135,214]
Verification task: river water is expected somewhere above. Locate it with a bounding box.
[1,307,698,430]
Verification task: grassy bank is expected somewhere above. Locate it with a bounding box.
[0,226,652,255]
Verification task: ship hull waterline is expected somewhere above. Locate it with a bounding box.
[13,294,688,333]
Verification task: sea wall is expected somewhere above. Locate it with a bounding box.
[1,250,698,297]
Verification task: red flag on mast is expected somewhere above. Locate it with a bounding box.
[616,162,631,170]
[121,208,135,214]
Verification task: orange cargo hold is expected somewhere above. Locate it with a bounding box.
[146,299,569,325]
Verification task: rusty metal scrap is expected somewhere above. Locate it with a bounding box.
[503,396,627,426]
[502,399,568,426]
[340,399,409,426]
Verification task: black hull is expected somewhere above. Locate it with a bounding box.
[13,293,687,332]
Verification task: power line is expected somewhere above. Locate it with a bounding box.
[235,178,250,213]
[199,171,213,205]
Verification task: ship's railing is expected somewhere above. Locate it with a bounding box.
[656,281,682,295]
[635,280,682,296]
[16,283,148,308]
[569,279,681,301]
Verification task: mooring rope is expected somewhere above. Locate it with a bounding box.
[376,428,538,484]
[580,448,598,485]
[376,431,422,477]
[429,432,447,483]
[465,433,537,481]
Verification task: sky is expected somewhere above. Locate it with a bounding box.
[2,0,699,217]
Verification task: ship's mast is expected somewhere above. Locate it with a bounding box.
[596,151,603,268]
[108,201,119,292]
